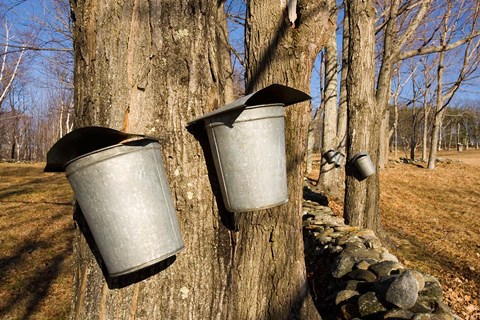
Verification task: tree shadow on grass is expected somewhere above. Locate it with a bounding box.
[0,225,72,319]
[0,177,53,201]
[385,227,480,284]
[19,252,69,320]
[0,209,67,232]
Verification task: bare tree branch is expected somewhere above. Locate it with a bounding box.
[0,22,26,106]
[398,30,480,61]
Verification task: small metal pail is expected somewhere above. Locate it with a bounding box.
[65,139,184,277]
[323,150,336,164]
[205,103,287,212]
[352,152,376,178]
[333,152,346,167]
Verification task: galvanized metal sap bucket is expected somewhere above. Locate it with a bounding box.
[323,150,337,164]
[45,127,184,277]
[205,103,287,212]
[352,152,376,179]
[189,84,311,212]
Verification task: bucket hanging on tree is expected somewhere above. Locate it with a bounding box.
[45,127,184,277]
[189,84,311,212]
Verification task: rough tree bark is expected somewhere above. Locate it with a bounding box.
[344,0,436,229]
[421,86,430,162]
[420,56,434,162]
[409,76,421,161]
[344,0,380,229]
[335,4,348,191]
[337,3,348,156]
[69,0,329,319]
[239,1,330,318]
[306,107,322,174]
[317,0,344,197]
[378,109,390,169]
[70,0,241,319]
[428,1,479,169]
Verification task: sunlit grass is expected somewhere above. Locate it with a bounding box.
[1,150,479,319]
[380,150,480,319]
[0,163,74,320]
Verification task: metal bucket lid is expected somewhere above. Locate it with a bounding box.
[64,138,158,172]
[204,103,285,128]
[350,152,369,163]
[188,84,310,125]
[44,126,157,172]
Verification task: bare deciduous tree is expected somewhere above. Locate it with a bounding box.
[317,0,344,197]
[427,0,479,169]
[0,21,25,106]
[344,0,479,228]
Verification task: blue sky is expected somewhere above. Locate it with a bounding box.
[226,0,479,112]
[2,0,478,115]
[1,0,73,112]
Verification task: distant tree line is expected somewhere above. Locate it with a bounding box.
[391,102,480,160]
[0,0,73,161]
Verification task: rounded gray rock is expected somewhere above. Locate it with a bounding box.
[369,261,404,277]
[358,291,387,317]
[332,254,356,278]
[384,309,415,319]
[347,269,377,282]
[385,270,419,309]
[421,276,443,300]
[412,314,432,320]
[381,251,399,262]
[335,289,359,305]
[410,270,425,291]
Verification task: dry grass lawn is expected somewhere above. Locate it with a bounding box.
[380,149,480,319]
[0,149,478,319]
[0,163,74,320]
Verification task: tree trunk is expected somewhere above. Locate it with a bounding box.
[306,108,321,175]
[318,0,342,197]
[337,6,348,156]
[394,103,398,159]
[10,138,16,160]
[410,111,417,161]
[422,103,429,162]
[438,117,444,151]
[410,80,418,161]
[456,122,461,151]
[428,113,444,169]
[428,33,447,169]
[447,123,453,150]
[378,109,390,169]
[243,1,330,318]
[335,7,348,195]
[344,0,380,230]
[70,1,246,319]
[465,123,470,150]
[70,0,328,319]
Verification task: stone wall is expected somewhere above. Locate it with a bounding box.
[302,191,459,320]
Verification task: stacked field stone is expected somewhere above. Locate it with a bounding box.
[302,196,459,320]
